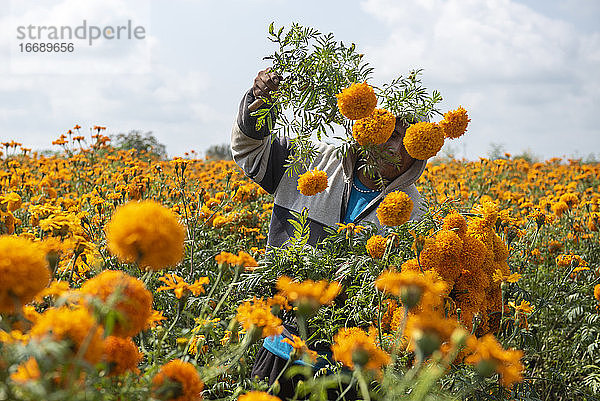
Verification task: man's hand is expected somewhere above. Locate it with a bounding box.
[252,69,281,100]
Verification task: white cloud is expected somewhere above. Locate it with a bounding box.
[360,0,600,158]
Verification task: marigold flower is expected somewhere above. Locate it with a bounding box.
[236,297,282,338]
[352,108,396,146]
[438,106,470,139]
[594,284,600,306]
[80,270,152,337]
[465,334,524,387]
[10,358,40,383]
[297,169,328,196]
[376,190,413,226]
[214,251,258,269]
[366,235,387,259]
[492,268,521,283]
[332,327,390,371]
[276,276,341,306]
[30,306,104,364]
[103,336,143,376]
[0,235,50,313]
[238,391,281,401]
[146,309,167,329]
[403,121,444,160]
[405,313,460,357]
[442,211,467,237]
[336,82,377,120]
[157,274,209,299]
[508,300,534,328]
[282,334,318,362]
[152,359,204,401]
[375,269,447,309]
[105,200,186,270]
[551,201,569,217]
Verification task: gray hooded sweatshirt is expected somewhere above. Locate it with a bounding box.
[231,89,427,248]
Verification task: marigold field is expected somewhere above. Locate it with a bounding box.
[0,134,599,401]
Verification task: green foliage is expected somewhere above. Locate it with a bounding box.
[253,22,443,182]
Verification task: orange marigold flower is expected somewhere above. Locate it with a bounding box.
[465,334,524,388]
[551,201,569,217]
[157,274,209,299]
[105,200,186,271]
[214,251,258,269]
[0,235,50,313]
[297,169,328,196]
[366,235,387,259]
[507,300,534,329]
[10,357,40,383]
[152,359,204,401]
[103,336,143,376]
[438,106,470,139]
[80,270,152,338]
[352,108,396,146]
[282,334,318,362]
[236,297,282,338]
[238,391,281,401]
[405,313,460,357]
[594,284,600,305]
[30,306,104,364]
[375,269,447,309]
[492,268,521,283]
[332,327,390,371]
[376,190,413,226]
[276,276,341,306]
[146,309,167,329]
[403,122,444,160]
[442,211,467,237]
[336,82,377,120]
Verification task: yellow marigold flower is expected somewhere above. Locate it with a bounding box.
[103,336,143,376]
[376,190,413,226]
[146,309,167,329]
[214,251,258,269]
[551,201,569,217]
[332,327,390,371]
[375,269,447,309]
[30,306,104,364]
[403,121,444,160]
[336,82,377,120]
[492,268,521,283]
[152,359,204,401]
[442,211,467,237]
[0,235,50,313]
[105,200,186,271]
[10,357,40,383]
[438,106,470,139]
[432,229,464,282]
[465,334,524,388]
[366,235,387,259]
[508,300,534,329]
[297,169,328,196]
[236,297,283,338]
[276,276,341,306]
[1,192,22,212]
[559,192,578,208]
[282,334,318,362]
[352,108,396,146]
[238,391,281,401]
[405,313,460,357]
[157,274,209,299]
[335,222,366,239]
[80,270,152,338]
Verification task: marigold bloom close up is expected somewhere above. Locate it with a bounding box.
[152,359,204,401]
[105,200,186,271]
[465,334,524,388]
[403,121,444,160]
[366,235,387,259]
[438,106,470,139]
[352,108,396,146]
[0,235,50,313]
[376,190,413,226]
[103,336,143,376]
[276,276,341,306]
[296,169,328,196]
[336,82,377,120]
[238,391,281,401]
[30,306,105,364]
[236,297,282,338]
[332,327,390,371]
[80,270,152,338]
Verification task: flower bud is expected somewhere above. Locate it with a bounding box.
[413,330,441,358]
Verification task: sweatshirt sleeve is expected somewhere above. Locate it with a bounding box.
[230,89,292,194]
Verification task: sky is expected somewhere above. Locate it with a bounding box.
[0,0,599,160]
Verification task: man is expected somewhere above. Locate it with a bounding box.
[230,69,428,399]
[232,69,427,248]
